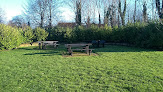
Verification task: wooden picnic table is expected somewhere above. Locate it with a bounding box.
[65,43,93,55]
[38,41,59,49]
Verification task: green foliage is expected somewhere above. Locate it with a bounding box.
[22,26,34,43]
[46,22,163,50]
[47,27,70,42]
[0,24,23,50]
[0,25,49,50]
[33,27,49,41]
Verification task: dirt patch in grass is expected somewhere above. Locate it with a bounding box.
[62,52,98,57]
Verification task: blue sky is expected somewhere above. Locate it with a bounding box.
[0,0,155,23]
[0,0,74,22]
[0,0,27,21]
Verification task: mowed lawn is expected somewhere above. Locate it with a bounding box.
[0,45,162,92]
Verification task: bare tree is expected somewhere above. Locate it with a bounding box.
[76,0,82,25]
[143,1,147,22]
[133,0,137,23]
[25,0,48,28]
[47,0,61,28]
[48,0,53,28]
[155,0,163,20]
[118,0,127,25]
[96,0,105,26]
[66,0,86,25]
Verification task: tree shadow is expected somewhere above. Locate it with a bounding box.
[20,47,62,56]
[24,51,59,56]
[21,45,156,57]
[18,48,38,51]
[91,45,155,53]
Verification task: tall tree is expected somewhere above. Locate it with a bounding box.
[47,0,60,28]
[26,0,48,28]
[48,0,53,28]
[76,0,82,25]
[118,0,127,25]
[155,0,163,20]
[143,1,147,22]
[67,0,85,25]
[133,0,137,23]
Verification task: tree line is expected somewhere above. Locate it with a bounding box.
[0,0,162,28]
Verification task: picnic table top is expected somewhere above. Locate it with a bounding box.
[38,41,58,43]
[65,43,92,47]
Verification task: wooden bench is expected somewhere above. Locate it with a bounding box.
[65,44,94,56]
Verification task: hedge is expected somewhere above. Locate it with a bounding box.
[0,25,49,50]
[47,22,163,50]
[0,22,162,50]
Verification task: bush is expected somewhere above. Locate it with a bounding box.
[33,27,49,41]
[21,26,34,43]
[0,24,23,50]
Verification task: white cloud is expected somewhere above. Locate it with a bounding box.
[6,10,22,21]
[59,7,75,22]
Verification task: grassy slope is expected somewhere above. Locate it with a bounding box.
[0,45,162,92]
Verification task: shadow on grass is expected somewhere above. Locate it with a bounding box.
[20,47,63,56]
[21,45,156,57]
[93,45,155,53]
[24,51,59,56]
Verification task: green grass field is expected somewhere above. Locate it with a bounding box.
[0,45,163,92]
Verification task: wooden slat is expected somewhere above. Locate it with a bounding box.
[65,44,92,47]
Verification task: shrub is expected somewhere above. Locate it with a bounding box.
[0,24,23,50]
[33,27,49,41]
[21,26,34,43]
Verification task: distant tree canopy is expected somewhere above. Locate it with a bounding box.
[8,15,27,28]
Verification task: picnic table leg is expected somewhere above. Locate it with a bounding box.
[44,44,46,49]
[86,45,89,54]
[41,42,44,49]
[68,45,72,56]
[53,42,56,48]
[39,43,41,49]
[89,50,92,55]
[98,40,100,48]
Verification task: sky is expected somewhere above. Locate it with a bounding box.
[0,0,27,21]
[0,0,74,22]
[0,0,157,23]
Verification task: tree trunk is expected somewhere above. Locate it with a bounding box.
[156,0,163,19]
[99,13,101,27]
[40,12,44,28]
[143,1,147,22]
[76,1,81,26]
[49,0,52,28]
[133,0,136,23]
[118,0,127,25]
